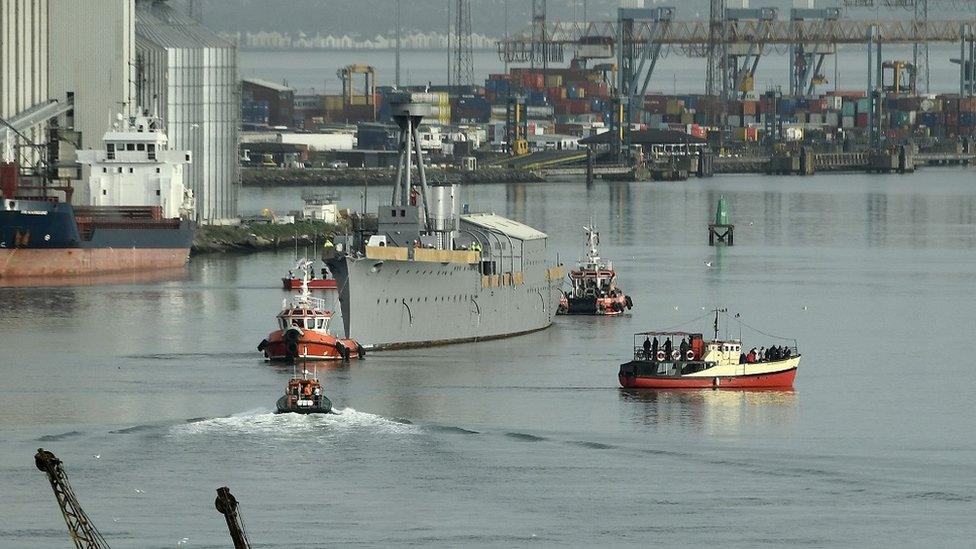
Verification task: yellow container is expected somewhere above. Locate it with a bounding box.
[666,99,684,116]
[545,74,563,88]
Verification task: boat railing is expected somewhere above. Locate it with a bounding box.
[299,295,329,310]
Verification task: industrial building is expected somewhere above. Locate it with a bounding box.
[242,78,295,128]
[0,0,49,167]
[134,0,239,223]
[47,0,135,205]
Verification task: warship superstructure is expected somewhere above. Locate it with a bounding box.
[326,97,564,349]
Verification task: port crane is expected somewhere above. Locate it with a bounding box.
[34,448,110,549]
[215,486,252,549]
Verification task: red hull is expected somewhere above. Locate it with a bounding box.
[0,248,189,278]
[619,367,797,389]
[262,329,362,361]
[281,277,337,290]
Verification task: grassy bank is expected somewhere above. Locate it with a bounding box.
[192,220,347,255]
[241,166,544,187]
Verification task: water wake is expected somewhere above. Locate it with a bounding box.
[171,407,417,438]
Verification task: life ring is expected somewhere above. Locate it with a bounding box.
[686,350,695,360]
[671,350,681,360]
[656,350,665,361]
[612,301,623,312]
[625,295,633,309]
[257,339,269,352]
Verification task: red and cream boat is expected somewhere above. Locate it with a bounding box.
[618,310,800,389]
[281,259,337,290]
[557,225,632,315]
[258,262,363,362]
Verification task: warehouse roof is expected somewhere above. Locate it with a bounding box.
[242,78,295,93]
[135,2,234,49]
[579,128,707,145]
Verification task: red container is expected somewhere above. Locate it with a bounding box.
[0,162,19,199]
[856,113,869,127]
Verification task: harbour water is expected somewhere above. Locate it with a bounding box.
[2,171,975,546]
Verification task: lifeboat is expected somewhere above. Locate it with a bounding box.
[259,261,363,362]
[618,309,800,389]
[557,224,633,316]
[276,372,333,414]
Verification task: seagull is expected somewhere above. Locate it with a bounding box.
[701,306,706,310]
[178,538,189,545]
[134,489,145,494]
[801,306,808,311]
[704,260,713,267]
[92,454,100,459]
[748,221,755,226]
[673,305,679,311]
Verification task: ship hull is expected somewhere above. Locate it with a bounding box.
[282,277,337,290]
[260,329,363,361]
[619,365,798,389]
[0,247,190,278]
[0,200,195,278]
[328,254,563,349]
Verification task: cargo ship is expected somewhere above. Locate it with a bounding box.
[326,97,564,349]
[0,112,195,279]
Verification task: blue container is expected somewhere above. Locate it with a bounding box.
[777,99,796,116]
[919,112,940,127]
[856,98,871,113]
[841,102,856,116]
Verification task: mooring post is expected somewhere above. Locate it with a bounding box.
[585,146,594,186]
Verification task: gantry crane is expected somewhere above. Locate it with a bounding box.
[215,486,251,549]
[34,448,109,549]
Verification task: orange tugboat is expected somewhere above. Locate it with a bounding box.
[258,261,363,362]
[558,225,632,315]
[618,309,800,389]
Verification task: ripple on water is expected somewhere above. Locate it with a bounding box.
[169,408,418,438]
[37,430,85,442]
[504,432,547,442]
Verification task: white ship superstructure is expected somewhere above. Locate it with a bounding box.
[76,111,193,219]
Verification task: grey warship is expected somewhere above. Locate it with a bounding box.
[326,97,564,349]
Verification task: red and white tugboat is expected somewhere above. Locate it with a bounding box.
[558,225,632,315]
[258,261,363,361]
[281,258,337,290]
[618,309,800,389]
